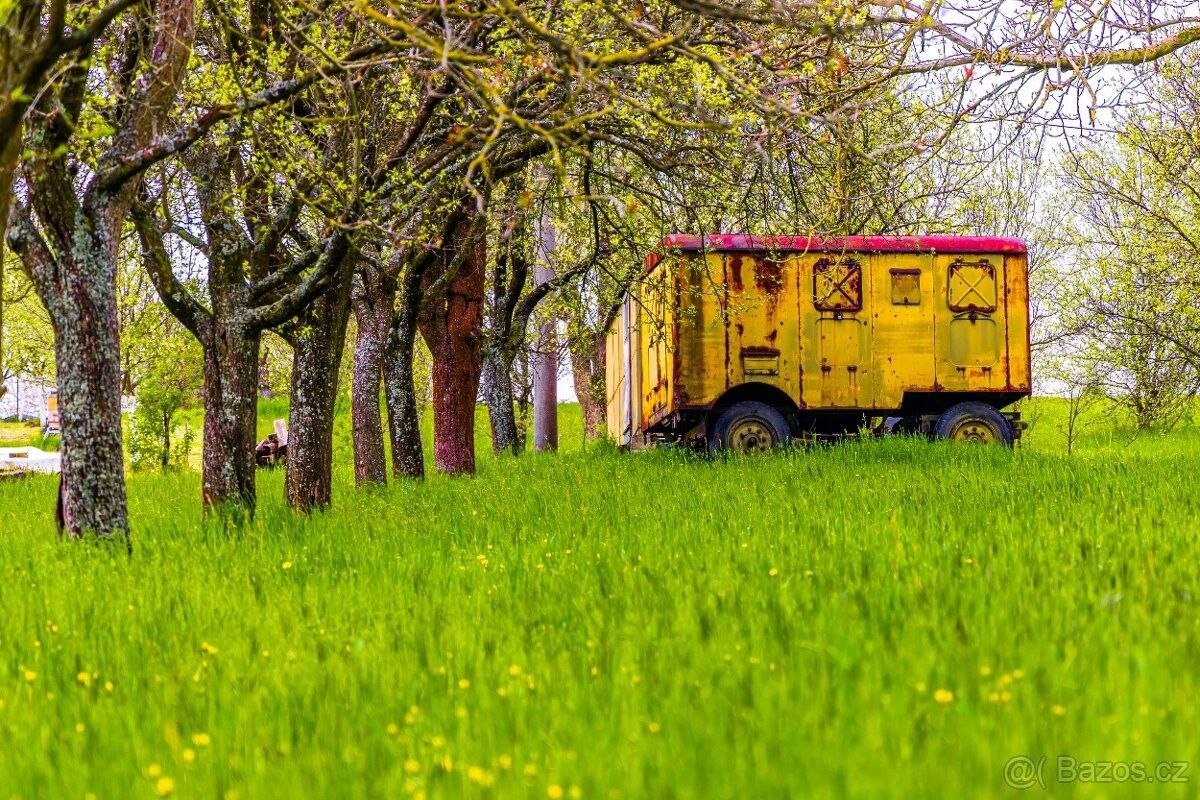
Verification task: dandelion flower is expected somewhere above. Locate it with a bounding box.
[933,688,954,705]
[282,561,293,571]
[182,749,195,763]
[548,785,565,799]
[509,665,522,677]
[22,670,36,683]
[148,763,163,777]
[77,672,92,688]
[200,642,219,656]
[458,678,470,689]
[191,733,211,747]
[155,776,175,797]
[768,567,779,577]
[404,759,421,774]
[1051,704,1066,716]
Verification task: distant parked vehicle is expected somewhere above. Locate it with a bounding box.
[606,235,1032,453]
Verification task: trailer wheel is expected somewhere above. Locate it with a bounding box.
[933,402,1014,445]
[708,401,791,454]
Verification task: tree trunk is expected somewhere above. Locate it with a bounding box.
[570,333,607,440]
[161,410,171,469]
[200,322,260,521]
[258,352,274,399]
[483,342,521,455]
[384,294,425,479]
[351,275,394,485]
[418,215,486,476]
[0,122,20,387]
[50,224,129,538]
[286,282,352,512]
[532,210,558,451]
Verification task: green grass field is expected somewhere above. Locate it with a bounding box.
[1,399,1198,799]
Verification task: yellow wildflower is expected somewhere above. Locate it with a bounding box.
[933,688,954,705]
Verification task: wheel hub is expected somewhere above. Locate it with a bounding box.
[728,419,776,453]
[950,418,998,444]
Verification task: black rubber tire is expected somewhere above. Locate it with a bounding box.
[707,401,791,454]
[933,401,1014,446]
[883,416,921,435]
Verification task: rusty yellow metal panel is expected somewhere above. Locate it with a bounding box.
[870,253,935,407]
[721,253,800,402]
[674,253,728,408]
[1003,253,1033,392]
[639,266,675,430]
[604,315,624,441]
[799,255,872,407]
[933,254,1008,392]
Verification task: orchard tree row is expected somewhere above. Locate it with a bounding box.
[3,0,1200,540]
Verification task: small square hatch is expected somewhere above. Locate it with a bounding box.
[890,268,921,305]
[948,260,997,312]
[813,258,862,311]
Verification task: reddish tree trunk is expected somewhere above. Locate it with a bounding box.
[351,272,395,485]
[200,321,260,521]
[418,214,486,476]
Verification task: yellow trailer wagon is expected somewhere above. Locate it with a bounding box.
[605,235,1032,452]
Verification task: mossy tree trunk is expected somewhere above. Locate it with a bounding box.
[198,318,261,520]
[350,266,395,486]
[4,0,196,539]
[384,282,426,480]
[284,246,354,512]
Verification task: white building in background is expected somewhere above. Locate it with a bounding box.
[1,374,55,423]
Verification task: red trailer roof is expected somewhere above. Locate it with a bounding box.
[660,234,1027,255]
